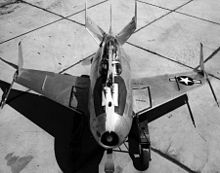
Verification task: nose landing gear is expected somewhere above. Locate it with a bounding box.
[104,149,115,173]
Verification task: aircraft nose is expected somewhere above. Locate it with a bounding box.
[101,131,119,147]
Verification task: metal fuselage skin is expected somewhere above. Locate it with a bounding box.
[89,35,133,149]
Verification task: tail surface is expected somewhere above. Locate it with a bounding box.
[85,0,106,44]
[116,0,137,45]
[85,0,137,45]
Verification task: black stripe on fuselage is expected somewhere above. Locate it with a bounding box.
[93,75,127,117]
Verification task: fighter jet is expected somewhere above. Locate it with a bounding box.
[0,0,219,172]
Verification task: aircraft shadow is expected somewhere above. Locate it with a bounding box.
[0,80,104,173]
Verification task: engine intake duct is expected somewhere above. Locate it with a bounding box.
[101,131,119,147]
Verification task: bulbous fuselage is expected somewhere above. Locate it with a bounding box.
[89,35,133,149]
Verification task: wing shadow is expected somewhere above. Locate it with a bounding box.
[0,80,104,173]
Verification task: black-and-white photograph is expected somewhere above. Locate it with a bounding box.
[0,0,220,172]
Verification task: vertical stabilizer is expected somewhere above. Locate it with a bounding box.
[85,0,106,44]
[116,0,137,45]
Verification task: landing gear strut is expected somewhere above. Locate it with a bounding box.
[104,149,114,173]
[128,116,151,171]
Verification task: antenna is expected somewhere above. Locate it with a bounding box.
[134,0,137,24]
[109,0,113,34]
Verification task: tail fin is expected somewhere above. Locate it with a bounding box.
[109,0,113,34]
[116,0,137,45]
[85,0,106,44]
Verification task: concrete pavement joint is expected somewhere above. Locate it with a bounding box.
[134,11,172,33]
[113,144,199,173]
[134,0,194,34]
[0,18,64,45]
[19,0,109,26]
[0,0,19,7]
[137,0,220,26]
[151,147,199,173]
[137,0,193,12]
[59,53,95,74]
[176,11,220,26]
[127,41,194,69]
[0,0,108,44]
[20,0,84,26]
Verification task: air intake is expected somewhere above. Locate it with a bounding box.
[101,131,119,147]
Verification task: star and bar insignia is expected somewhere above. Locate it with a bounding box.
[169,76,202,86]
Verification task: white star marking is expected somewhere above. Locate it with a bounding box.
[179,77,192,85]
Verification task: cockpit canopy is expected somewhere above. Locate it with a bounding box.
[103,37,118,58]
[94,36,127,118]
[99,36,122,77]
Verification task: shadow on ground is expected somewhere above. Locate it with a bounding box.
[0,80,104,173]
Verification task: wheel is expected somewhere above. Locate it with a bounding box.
[140,148,150,170]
